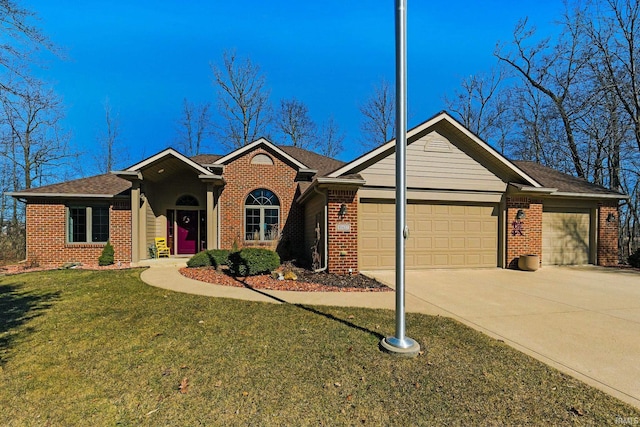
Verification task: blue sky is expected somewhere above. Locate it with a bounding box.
[28,0,564,174]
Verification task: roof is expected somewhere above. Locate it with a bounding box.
[190,154,223,165]
[513,161,625,197]
[213,138,310,170]
[276,146,345,176]
[9,174,131,198]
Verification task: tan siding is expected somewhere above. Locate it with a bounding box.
[145,201,155,252]
[304,192,326,268]
[359,201,498,270]
[359,131,506,192]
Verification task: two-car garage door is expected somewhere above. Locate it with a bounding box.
[359,201,498,270]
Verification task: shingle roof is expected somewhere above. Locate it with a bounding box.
[190,154,223,164]
[513,161,624,196]
[276,146,345,176]
[14,174,131,197]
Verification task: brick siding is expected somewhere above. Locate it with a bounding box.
[597,202,620,266]
[218,148,304,260]
[25,200,131,268]
[506,197,543,269]
[327,189,358,275]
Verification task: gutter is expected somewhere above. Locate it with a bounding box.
[7,191,119,199]
[509,183,628,200]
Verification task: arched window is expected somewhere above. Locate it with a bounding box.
[245,189,280,241]
[176,195,199,206]
[251,153,274,165]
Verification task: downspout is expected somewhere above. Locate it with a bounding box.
[312,186,328,272]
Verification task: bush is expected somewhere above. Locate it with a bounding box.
[187,249,231,269]
[629,248,640,268]
[98,241,115,266]
[227,248,280,277]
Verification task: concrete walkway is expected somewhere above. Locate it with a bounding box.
[140,261,640,409]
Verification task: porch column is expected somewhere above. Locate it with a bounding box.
[131,181,141,263]
[206,184,218,250]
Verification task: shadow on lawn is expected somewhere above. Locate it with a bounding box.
[0,282,60,365]
[237,280,385,341]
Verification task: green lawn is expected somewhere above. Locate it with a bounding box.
[1,269,638,425]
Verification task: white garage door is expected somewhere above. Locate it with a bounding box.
[542,208,590,265]
[359,201,498,270]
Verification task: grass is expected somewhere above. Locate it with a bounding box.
[1,269,639,426]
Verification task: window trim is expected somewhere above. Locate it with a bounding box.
[244,189,280,242]
[66,205,110,244]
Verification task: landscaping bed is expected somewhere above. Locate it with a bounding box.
[179,265,392,292]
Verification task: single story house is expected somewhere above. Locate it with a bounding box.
[10,111,626,273]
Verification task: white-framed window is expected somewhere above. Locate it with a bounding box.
[67,205,109,243]
[245,189,280,241]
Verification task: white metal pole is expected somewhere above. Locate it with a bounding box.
[380,0,420,356]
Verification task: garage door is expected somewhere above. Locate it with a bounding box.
[542,208,590,265]
[359,201,498,270]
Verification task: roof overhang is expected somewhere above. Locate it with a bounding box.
[198,174,225,185]
[297,176,366,203]
[113,170,143,181]
[124,148,214,176]
[7,191,122,200]
[508,182,628,200]
[508,183,558,194]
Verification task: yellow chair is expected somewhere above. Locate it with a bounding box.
[155,237,171,258]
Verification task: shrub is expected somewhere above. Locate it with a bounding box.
[629,248,640,268]
[227,248,280,277]
[98,241,115,266]
[187,249,231,269]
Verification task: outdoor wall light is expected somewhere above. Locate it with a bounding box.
[516,209,526,220]
[607,212,616,223]
[338,203,347,217]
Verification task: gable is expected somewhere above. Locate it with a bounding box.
[330,111,541,189]
[214,138,309,171]
[355,129,508,193]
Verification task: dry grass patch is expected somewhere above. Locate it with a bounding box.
[0,269,638,425]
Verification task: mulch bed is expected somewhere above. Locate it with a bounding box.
[179,266,393,292]
[0,262,130,276]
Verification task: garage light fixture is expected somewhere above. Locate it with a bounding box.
[516,209,526,220]
[607,212,616,223]
[338,203,347,217]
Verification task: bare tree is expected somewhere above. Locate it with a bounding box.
[211,50,271,149]
[0,78,72,190]
[0,0,55,92]
[444,68,511,153]
[275,98,316,148]
[175,98,212,156]
[316,115,345,158]
[359,78,395,150]
[94,98,126,173]
[495,7,592,178]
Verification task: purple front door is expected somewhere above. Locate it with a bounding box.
[177,210,198,254]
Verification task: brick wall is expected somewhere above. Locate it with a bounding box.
[506,197,543,269]
[25,200,131,268]
[597,202,619,266]
[218,148,304,260]
[327,189,358,275]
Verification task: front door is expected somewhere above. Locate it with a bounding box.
[177,210,199,254]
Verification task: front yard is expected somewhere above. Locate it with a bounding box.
[1,269,638,425]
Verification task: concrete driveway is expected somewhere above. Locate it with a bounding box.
[365,266,640,409]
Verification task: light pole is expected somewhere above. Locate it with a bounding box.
[380,0,420,356]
